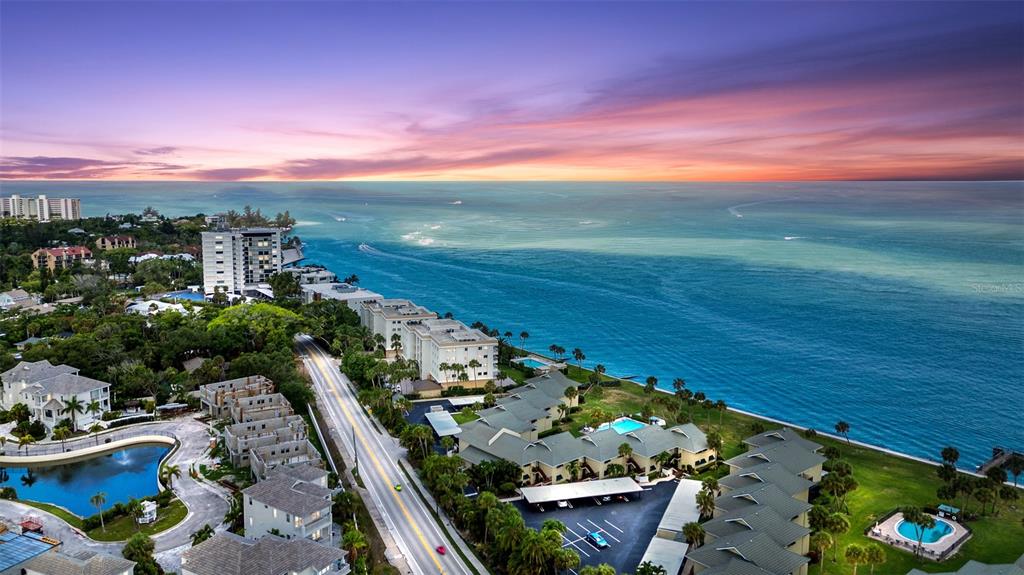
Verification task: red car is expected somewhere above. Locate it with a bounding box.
[436,545,447,555]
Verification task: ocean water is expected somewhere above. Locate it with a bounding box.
[2,181,1021,466]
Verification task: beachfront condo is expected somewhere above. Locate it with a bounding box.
[1,194,81,222]
[201,227,282,296]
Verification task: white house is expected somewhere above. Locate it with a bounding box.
[181,533,348,575]
[137,501,158,524]
[284,266,338,285]
[401,318,498,386]
[0,360,112,431]
[243,475,333,542]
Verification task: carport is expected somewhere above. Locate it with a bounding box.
[520,477,644,505]
[424,410,462,437]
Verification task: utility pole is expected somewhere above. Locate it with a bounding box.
[353,425,358,477]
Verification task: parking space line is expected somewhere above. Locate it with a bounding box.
[604,519,625,534]
[588,519,620,543]
[561,534,590,558]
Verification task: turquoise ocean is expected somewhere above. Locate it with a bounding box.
[2,181,1021,466]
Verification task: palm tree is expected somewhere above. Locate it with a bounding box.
[86,400,102,424]
[567,460,581,481]
[18,434,35,454]
[810,532,833,574]
[900,506,933,556]
[940,446,960,469]
[706,431,723,457]
[468,359,481,381]
[701,477,720,496]
[617,442,634,466]
[672,378,686,393]
[61,396,85,431]
[864,543,886,575]
[519,331,529,352]
[682,521,705,546]
[826,513,851,560]
[9,403,30,424]
[845,544,866,575]
[563,385,578,406]
[1009,454,1024,488]
[191,524,215,546]
[90,492,107,532]
[438,362,451,382]
[572,348,585,370]
[53,426,71,451]
[0,436,5,455]
[161,464,182,488]
[714,399,727,429]
[341,522,368,565]
[125,498,145,531]
[557,403,569,422]
[89,423,104,445]
[835,420,851,444]
[605,463,625,478]
[644,376,657,394]
[696,488,716,519]
[441,436,455,453]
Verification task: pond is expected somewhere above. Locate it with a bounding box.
[0,445,169,516]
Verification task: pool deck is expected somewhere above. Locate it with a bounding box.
[867,511,971,561]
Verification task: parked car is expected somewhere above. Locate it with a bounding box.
[586,532,610,549]
[556,500,572,509]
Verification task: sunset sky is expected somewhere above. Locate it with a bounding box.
[1,1,1022,181]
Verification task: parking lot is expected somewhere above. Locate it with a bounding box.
[514,480,678,574]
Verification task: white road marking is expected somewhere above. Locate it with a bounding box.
[604,519,625,534]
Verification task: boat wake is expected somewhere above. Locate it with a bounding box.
[358,243,383,255]
[449,200,463,205]
[727,197,799,218]
[784,236,804,241]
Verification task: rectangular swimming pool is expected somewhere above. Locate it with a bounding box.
[597,417,647,434]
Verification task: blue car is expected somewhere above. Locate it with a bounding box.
[587,532,609,549]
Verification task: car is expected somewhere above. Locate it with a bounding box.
[586,532,609,549]
[393,483,402,492]
[436,545,447,555]
[601,496,612,502]
[556,500,572,509]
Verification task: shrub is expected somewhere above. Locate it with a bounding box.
[0,487,17,500]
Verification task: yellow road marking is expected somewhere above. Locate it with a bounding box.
[306,345,448,574]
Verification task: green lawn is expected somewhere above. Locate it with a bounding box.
[452,411,480,425]
[518,362,1024,573]
[20,500,84,529]
[86,499,188,541]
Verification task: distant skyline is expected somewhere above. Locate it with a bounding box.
[1,1,1022,182]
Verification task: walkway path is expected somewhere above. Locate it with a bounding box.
[0,417,231,572]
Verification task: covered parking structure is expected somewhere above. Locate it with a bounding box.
[424,410,462,437]
[639,537,689,575]
[520,477,644,505]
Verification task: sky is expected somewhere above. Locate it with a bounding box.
[1,1,1022,182]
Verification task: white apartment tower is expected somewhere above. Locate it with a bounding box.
[202,228,282,295]
[1,195,81,221]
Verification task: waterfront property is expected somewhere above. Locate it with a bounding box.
[223,414,307,467]
[868,510,970,562]
[30,247,91,272]
[0,445,169,516]
[358,298,436,353]
[0,360,112,431]
[907,554,1024,575]
[299,282,382,308]
[284,265,338,285]
[0,194,80,222]
[19,549,135,575]
[473,371,579,441]
[682,427,822,575]
[181,532,349,575]
[400,318,499,386]
[243,472,333,542]
[201,227,283,296]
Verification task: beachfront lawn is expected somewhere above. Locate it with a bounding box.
[86,498,188,541]
[528,361,1024,573]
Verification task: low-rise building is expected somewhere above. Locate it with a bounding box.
[96,235,137,250]
[243,475,333,542]
[285,266,338,285]
[229,392,293,423]
[181,532,348,575]
[300,282,382,308]
[0,360,112,431]
[401,318,498,387]
[198,376,274,419]
[21,549,135,575]
[358,299,436,349]
[31,246,92,271]
[250,438,323,480]
[224,414,308,467]
[125,300,189,316]
[0,289,36,310]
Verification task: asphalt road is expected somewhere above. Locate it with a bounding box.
[298,335,473,575]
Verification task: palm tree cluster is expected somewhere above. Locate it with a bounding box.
[935,444,1019,518]
[842,542,886,575]
[808,447,856,568]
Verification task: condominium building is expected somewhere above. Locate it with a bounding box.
[1,195,81,222]
[358,299,436,347]
[95,235,137,250]
[284,266,338,285]
[243,474,333,542]
[223,414,308,467]
[201,228,282,295]
[401,318,498,386]
[0,360,112,431]
[198,375,274,419]
[300,283,382,309]
[31,246,92,271]
[181,533,348,575]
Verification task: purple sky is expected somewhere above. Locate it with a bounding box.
[1,1,1021,181]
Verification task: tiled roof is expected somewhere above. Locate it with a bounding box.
[685,531,809,575]
[719,462,814,498]
[23,549,135,575]
[1,360,77,384]
[243,476,331,517]
[181,533,345,575]
[703,504,810,547]
[726,441,825,477]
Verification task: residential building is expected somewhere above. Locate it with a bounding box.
[401,318,498,387]
[1,195,80,222]
[358,299,436,348]
[0,289,36,310]
[267,462,330,488]
[300,282,382,309]
[181,532,348,575]
[21,549,135,575]
[198,376,274,419]
[474,371,579,440]
[31,246,92,271]
[125,300,189,316]
[682,428,822,575]
[285,266,338,285]
[201,228,282,296]
[250,438,323,480]
[228,392,293,423]
[243,475,333,541]
[907,554,1024,575]
[0,360,112,431]
[223,414,308,467]
[96,235,137,250]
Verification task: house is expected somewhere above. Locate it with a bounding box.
[243,475,333,541]
[0,360,112,431]
[137,501,158,524]
[125,300,188,316]
[0,289,36,310]
[285,266,338,285]
[181,532,348,575]
[198,376,274,419]
[31,246,91,271]
[681,428,823,575]
[20,549,135,575]
[96,235,137,250]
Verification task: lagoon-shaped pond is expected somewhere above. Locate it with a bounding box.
[0,445,169,516]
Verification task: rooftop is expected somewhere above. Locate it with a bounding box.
[0,530,58,573]
[242,476,332,517]
[23,549,136,575]
[519,477,644,504]
[181,532,346,575]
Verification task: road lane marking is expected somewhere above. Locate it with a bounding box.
[305,345,451,575]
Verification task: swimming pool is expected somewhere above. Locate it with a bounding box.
[519,358,548,369]
[163,290,205,302]
[896,517,954,544]
[596,417,647,434]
